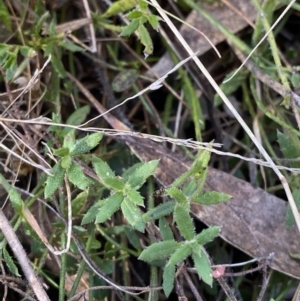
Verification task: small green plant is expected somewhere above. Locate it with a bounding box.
[44,126,231,296]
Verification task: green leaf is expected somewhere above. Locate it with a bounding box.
[139,0,148,10]
[53,147,70,157]
[138,23,153,57]
[127,160,159,189]
[61,155,72,169]
[67,161,91,190]
[127,10,144,19]
[119,19,140,36]
[182,179,197,197]
[214,69,249,106]
[95,192,124,223]
[63,131,75,149]
[81,201,103,225]
[103,177,125,191]
[191,191,231,205]
[124,226,141,250]
[19,46,36,58]
[101,0,136,18]
[174,203,195,240]
[286,189,300,228]
[0,43,10,56]
[45,161,65,198]
[192,245,213,287]
[59,40,84,52]
[66,105,91,127]
[143,201,175,222]
[72,190,89,215]
[168,243,192,266]
[195,226,220,245]
[159,217,174,241]
[51,55,67,78]
[92,156,115,178]
[70,133,103,156]
[291,73,300,88]
[126,188,144,206]
[277,130,300,168]
[148,15,161,31]
[121,198,145,232]
[4,53,17,81]
[122,162,143,180]
[139,240,181,262]
[0,0,12,30]
[167,186,187,204]
[112,69,139,92]
[34,11,50,36]
[9,188,23,214]
[3,247,20,276]
[163,263,175,297]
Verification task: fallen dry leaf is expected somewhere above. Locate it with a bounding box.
[149,0,262,77]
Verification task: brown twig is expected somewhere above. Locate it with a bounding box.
[0,208,50,301]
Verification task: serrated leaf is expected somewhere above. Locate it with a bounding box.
[101,0,136,18]
[8,188,23,214]
[143,201,175,222]
[167,186,187,204]
[72,190,89,215]
[168,243,192,266]
[195,226,220,245]
[95,192,124,223]
[163,263,175,297]
[112,69,139,92]
[70,133,103,156]
[119,19,140,36]
[148,15,160,31]
[92,155,115,178]
[122,162,143,180]
[159,217,174,241]
[126,188,144,206]
[126,160,158,189]
[182,179,197,197]
[192,246,213,287]
[81,201,103,225]
[45,161,65,198]
[67,161,91,190]
[103,177,125,191]
[138,23,153,57]
[121,198,144,232]
[174,203,195,240]
[191,191,231,205]
[3,247,20,276]
[277,130,300,168]
[139,240,180,262]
